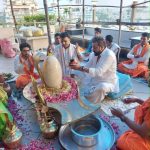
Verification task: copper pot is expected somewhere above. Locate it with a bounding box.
[40,119,59,139]
[2,124,22,149]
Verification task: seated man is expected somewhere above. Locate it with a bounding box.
[118,32,150,78]
[105,35,120,62]
[54,32,83,76]
[85,27,102,54]
[111,97,150,150]
[47,32,61,56]
[70,37,119,103]
[14,43,39,89]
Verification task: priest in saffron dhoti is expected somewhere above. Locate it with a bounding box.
[118,32,150,78]
[54,32,83,76]
[14,43,39,89]
[111,97,150,150]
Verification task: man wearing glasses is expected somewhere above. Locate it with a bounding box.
[14,43,39,89]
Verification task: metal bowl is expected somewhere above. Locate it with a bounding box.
[71,116,101,147]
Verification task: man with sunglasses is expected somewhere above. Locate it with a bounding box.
[14,43,39,89]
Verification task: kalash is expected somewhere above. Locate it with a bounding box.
[32,53,78,138]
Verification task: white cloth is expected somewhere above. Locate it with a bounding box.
[14,55,37,75]
[14,55,25,74]
[123,44,150,69]
[80,48,119,103]
[54,43,79,76]
[107,42,120,55]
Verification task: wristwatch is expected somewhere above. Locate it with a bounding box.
[120,115,126,122]
[81,66,86,72]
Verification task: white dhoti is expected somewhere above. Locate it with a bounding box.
[76,72,118,103]
[84,82,114,103]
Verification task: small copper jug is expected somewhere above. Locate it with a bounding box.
[2,114,22,149]
[40,116,59,139]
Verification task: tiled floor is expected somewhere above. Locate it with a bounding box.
[0,54,150,149]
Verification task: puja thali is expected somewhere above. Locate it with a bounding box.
[2,73,15,81]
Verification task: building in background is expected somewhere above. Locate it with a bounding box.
[1,0,38,23]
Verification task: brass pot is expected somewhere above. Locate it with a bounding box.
[40,119,59,139]
[2,124,22,149]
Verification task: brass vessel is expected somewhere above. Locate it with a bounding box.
[40,117,59,139]
[2,114,22,149]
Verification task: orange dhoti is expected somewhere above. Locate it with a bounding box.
[118,60,148,78]
[16,73,39,89]
[117,99,150,150]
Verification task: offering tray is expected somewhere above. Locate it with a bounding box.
[23,77,100,125]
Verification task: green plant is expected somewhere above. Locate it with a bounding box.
[24,14,56,22]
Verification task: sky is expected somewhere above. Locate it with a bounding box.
[36,0,147,8]
[0,0,148,11]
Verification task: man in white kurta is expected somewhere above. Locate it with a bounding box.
[70,36,119,103]
[54,32,82,76]
[105,35,120,55]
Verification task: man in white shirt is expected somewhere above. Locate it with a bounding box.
[105,35,120,62]
[70,37,119,103]
[47,32,61,56]
[54,32,82,76]
[105,35,120,54]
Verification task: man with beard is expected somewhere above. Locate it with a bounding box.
[14,43,39,89]
[70,36,119,103]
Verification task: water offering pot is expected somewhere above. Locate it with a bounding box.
[40,118,59,139]
[2,123,22,149]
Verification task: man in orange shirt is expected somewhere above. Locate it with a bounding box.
[118,32,150,78]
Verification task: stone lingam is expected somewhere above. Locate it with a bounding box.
[33,54,62,89]
[32,54,78,103]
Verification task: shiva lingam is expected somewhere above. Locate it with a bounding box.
[31,76,60,139]
[2,114,22,149]
[33,54,62,89]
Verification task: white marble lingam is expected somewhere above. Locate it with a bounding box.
[33,54,62,89]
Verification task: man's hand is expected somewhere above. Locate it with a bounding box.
[75,43,79,52]
[69,63,81,70]
[134,55,140,58]
[123,98,136,104]
[110,108,124,119]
